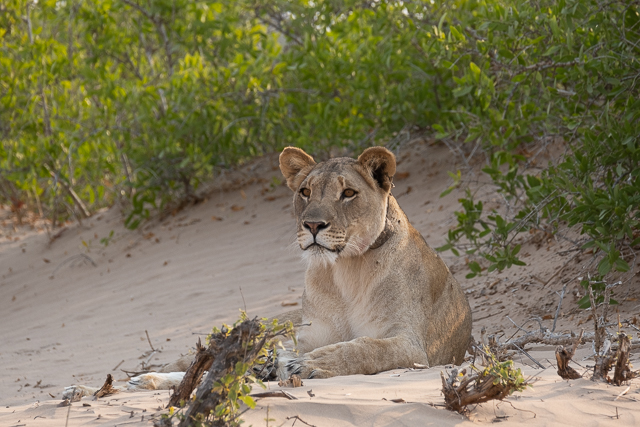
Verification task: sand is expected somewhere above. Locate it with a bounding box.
[1,141,639,426]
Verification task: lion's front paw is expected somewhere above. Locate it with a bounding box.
[252,349,278,381]
[281,356,335,379]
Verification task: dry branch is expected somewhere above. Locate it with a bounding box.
[167,317,290,427]
[251,390,297,400]
[167,338,213,407]
[555,329,584,380]
[441,357,529,414]
[611,333,637,386]
[441,367,519,413]
[278,374,303,388]
[94,374,119,398]
[177,319,267,427]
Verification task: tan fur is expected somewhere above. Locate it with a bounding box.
[62,147,472,398]
[276,146,472,379]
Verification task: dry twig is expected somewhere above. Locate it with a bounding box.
[441,358,529,413]
[286,415,317,427]
[278,374,303,388]
[168,317,290,427]
[555,329,584,380]
[94,374,119,398]
[611,333,637,386]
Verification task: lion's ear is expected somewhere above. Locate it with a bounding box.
[357,147,396,192]
[279,147,317,191]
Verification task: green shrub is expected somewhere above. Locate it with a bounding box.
[2,1,638,295]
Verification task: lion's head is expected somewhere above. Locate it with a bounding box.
[279,146,397,265]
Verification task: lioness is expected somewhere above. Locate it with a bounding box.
[63,146,471,397]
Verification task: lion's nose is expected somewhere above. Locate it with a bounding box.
[303,221,329,237]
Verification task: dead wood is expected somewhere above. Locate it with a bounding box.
[440,366,523,413]
[94,374,119,398]
[497,330,591,352]
[486,329,638,358]
[591,284,615,382]
[278,374,303,388]
[170,317,288,427]
[555,329,584,380]
[251,390,297,400]
[167,338,213,407]
[286,415,316,427]
[611,333,637,386]
[178,319,267,427]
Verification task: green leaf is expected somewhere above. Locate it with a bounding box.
[614,259,630,272]
[238,395,256,409]
[542,45,560,56]
[577,294,591,309]
[469,261,482,273]
[453,86,473,98]
[470,62,481,79]
[598,258,612,276]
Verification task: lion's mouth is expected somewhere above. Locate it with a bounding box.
[302,242,344,253]
[303,242,335,252]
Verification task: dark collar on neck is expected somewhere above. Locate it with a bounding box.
[369,197,394,250]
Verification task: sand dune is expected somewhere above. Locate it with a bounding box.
[1,142,638,426]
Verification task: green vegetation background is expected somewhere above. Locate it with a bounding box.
[1,0,639,294]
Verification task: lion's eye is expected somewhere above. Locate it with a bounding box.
[342,189,357,198]
[300,188,311,197]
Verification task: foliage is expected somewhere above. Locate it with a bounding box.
[441,347,530,413]
[162,312,294,426]
[2,0,638,296]
[418,0,640,292]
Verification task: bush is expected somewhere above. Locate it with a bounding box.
[2,1,638,292]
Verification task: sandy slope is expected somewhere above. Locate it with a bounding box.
[1,142,638,426]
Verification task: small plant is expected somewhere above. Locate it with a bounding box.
[436,189,526,279]
[577,274,619,309]
[162,312,294,427]
[441,348,531,414]
[100,230,114,247]
[269,176,282,191]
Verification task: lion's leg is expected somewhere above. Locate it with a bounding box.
[61,371,185,399]
[284,335,428,379]
[61,354,191,399]
[127,371,185,390]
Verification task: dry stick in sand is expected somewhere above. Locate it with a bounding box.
[591,284,613,381]
[555,329,584,380]
[169,317,291,427]
[611,333,637,386]
[551,283,568,333]
[251,390,297,400]
[491,329,639,360]
[286,415,317,427]
[440,365,526,414]
[145,330,156,352]
[167,338,213,407]
[94,374,119,398]
[278,374,303,388]
[64,398,72,427]
[140,330,160,371]
[176,319,271,427]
